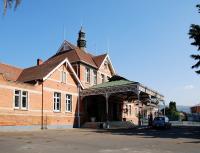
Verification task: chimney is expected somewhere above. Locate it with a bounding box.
[37,58,43,66]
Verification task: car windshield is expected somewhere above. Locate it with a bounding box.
[154,117,165,121]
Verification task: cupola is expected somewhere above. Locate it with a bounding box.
[77,26,86,50]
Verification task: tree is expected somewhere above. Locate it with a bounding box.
[189,4,200,74]
[169,101,177,112]
[161,101,180,121]
[2,0,21,15]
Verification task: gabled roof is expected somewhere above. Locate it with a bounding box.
[53,40,98,68]
[93,53,107,68]
[54,40,115,71]
[1,40,115,87]
[18,53,66,82]
[17,56,84,88]
[0,62,23,81]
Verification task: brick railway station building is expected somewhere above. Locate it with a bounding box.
[0,28,164,130]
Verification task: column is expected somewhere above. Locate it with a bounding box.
[105,93,110,128]
[137,91,141,126]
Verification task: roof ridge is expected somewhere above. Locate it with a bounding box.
[0,62,23,70]
[93,53,107,58]
[73,48,82,62]
[64,40,76,49]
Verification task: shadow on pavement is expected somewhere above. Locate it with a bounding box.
[92,126,200,141]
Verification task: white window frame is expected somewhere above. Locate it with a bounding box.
[93,70,97,85]
[14,90,21,109]
[101,74,105,83]
[85,67,90,83]
[54,92,61,112]
[21,91,28,110]
[14,89,28,110]
[66,94,72,112]
[61,71,67,83]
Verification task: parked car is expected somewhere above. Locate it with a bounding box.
[152,116,171,129]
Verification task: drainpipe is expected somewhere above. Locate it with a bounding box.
[41,81,44,129]
[77,84,81,128]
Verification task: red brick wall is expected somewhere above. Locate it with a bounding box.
[191,106,200,113]
[0,63,81,128]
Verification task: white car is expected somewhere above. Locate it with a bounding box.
[152,116,171,129]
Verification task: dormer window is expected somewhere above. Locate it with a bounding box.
[61,71,66,83]
[85,67,90,83]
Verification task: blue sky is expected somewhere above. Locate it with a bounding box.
[0,0,200,106]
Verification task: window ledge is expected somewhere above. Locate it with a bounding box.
[14,108,28,111]
[14,107,20,110]
[53,110,61,113]
[65,111,72,113]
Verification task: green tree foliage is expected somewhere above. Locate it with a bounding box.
[189,5,200,74]
[2,0,21,15]
[169,101,177,112]
[161,101,180,121]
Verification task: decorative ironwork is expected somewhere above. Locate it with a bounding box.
[80,82,164,102]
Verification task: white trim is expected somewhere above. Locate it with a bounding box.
[44,87,78,96]
[21,91,28,110]
[65,94,72,112]
[13,89,29,110]
[93,70,97,85]
[53,92,61,112]
[0,107,56,113]
[43,58,84,89]
[0,84,41,94]
[0,112,76,117]
[48,78,61,83]
[56,40,74,53]
[47,78,77,87]
[84,66,90,84]
[0,107,12,110]
[99,54,116,75]
[13,89,20,109]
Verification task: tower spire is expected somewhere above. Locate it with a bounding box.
[77,26,86,50]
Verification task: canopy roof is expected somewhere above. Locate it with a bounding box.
[80,76,164,101]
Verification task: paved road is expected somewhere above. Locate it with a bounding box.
[0,126,199,153]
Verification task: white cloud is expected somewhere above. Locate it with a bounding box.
[184,85,194,90]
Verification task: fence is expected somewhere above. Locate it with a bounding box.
[170,121,200,126]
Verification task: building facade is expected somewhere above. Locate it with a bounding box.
[191,104,200,114]
[0,28,163,130]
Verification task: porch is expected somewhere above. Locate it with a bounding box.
[80,76,164,128]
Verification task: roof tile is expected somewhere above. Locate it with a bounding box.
[0,63,22,81]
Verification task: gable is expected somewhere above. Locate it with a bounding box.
[99,55,115,76]
[43,58,84,88]
[48,63,77,86]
